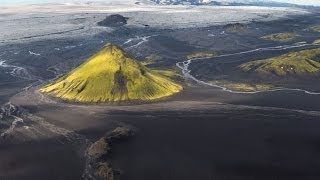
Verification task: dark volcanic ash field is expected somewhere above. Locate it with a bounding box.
[1,2,320,180]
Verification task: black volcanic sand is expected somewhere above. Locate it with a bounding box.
[109,108,320,180]
[2,86,320,179]
[1,13,320,180]
[0,138,84,179]
[0,80,31,104]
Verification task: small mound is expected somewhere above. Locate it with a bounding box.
[224,23,247,33]
[261,33,299,42]
[97,14,128,27]
[40,43,182,103]
[87,127,134,180]
[87,137,109,159]
[239,48,320,77]
[107,127,133,140]
[87,127,133,159]
[95,162,114,180]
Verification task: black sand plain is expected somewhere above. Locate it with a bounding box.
[1,12,320,180]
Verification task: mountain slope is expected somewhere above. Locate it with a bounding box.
[40,43,182,102]
[239,48,320,77]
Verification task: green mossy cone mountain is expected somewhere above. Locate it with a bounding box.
[40,43,182,102]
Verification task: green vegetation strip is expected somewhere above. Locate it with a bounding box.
[261,33,299,42]
[309,25,320,32]
[239,48,320,76]
[186,52,217,60]
[212,80,274,92]
[313,39,320,45]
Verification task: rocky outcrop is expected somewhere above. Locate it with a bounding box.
[224,23,248,33]
[87,127,134,180]
[97,14,129,27]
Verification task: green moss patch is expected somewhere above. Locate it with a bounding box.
[261,33,299,42]
[239,48,320,76]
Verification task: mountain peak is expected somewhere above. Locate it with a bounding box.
[101,43,129,61]
[40,43,182,103]
[103,43,123,52]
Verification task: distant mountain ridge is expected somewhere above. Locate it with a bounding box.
[4,0,317,8]
[149,0,311,7]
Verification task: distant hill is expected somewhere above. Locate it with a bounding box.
[224,23,248,33]
[239,48,320,77]
[40,43,182,103]
[97,14,128,27]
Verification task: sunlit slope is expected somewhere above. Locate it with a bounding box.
[309,25,320,32]
[239,48,320,76]
[40,43,182,102]
[261,33,299,42]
